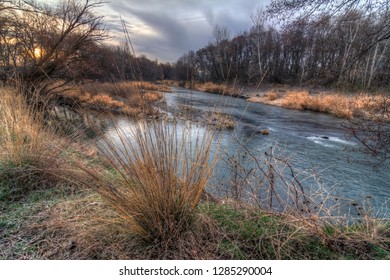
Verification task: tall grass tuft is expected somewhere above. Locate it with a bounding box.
[80,119,218,245]
[0,86,66,198]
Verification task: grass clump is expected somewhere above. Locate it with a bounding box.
[0,87,68,200]
[79,119,218,246]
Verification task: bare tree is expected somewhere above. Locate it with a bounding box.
[212,25,231,81]
[1,0,106,108]
[267,0,390,73]
[250,8,267,81]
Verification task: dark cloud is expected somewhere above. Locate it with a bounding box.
[100,0,271,62]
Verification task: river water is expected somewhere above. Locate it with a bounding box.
[166,88,389,214]
[105,87,390,216]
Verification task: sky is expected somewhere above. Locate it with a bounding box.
[46,0,272,62]
[102,0,272,62]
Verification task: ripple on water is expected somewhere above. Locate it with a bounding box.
[307,136,356,148]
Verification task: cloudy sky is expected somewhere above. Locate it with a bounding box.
[102,0,273,62]
[47,1,272,62]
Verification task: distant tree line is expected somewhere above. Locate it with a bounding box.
[175,6,390,90]
[61,43,176,82]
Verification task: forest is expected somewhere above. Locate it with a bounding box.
[176,4,390,90]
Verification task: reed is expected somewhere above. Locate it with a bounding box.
[0,86,67,198]
[79,119,218,244]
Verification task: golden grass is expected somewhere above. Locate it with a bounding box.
[77,120,218,244]
[208,112,236,130]
[0,86,69,195]
[1,87,56,166]
[160,80,180,87]
[263,91,280,101]
[249,89,390,119]
[132,81,172,93]
[144,91,163,102]
[60,82,164,116]
[184,82,242,97]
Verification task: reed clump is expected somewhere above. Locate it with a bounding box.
[0,87,68,199]
[79,120,217,245]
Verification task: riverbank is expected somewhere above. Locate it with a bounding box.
[57,81,169,117]
[248,88,390,119]
[2,177,389,260]
[174,81,390,120]
[176,81,247,98]
[1,85,390,260]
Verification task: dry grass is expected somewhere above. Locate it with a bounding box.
[184,82,243,97]
[77,119,218,245]
[60,81,165,116]
[160,80,180,87]
[0,87,68,197]
[263,91,280,101]
[249,89,390,119]
[134,81,172,93]
[208,112,236,130]
[144,91,163,102]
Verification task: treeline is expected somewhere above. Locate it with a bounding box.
[52,43,177,82]
[0,0,175,86]
[176,9,390,90]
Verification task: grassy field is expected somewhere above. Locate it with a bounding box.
[1,85,390,260]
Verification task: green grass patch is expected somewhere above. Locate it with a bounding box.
[198,202,390,259]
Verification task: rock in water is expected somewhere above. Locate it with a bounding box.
[261,129,270,135]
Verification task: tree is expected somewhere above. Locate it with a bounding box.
[0,0,106,108]
[267,0,390,74]
[268,1,390,163]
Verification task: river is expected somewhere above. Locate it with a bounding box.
[105,87,390,216]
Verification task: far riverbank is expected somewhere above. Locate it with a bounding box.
[171,81,389,120]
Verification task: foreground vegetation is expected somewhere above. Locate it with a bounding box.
[2,184,389,260]
[1,86,389,260]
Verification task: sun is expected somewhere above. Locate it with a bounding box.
[34,47,44,58]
